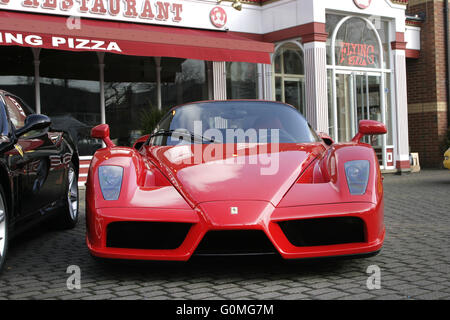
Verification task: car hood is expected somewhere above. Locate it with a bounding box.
[145,143,324,207]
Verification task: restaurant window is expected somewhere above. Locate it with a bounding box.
[39,49,101,156]
[106,57,209,147]
[326,13,390,69]
[105,81,157,146]
[226,62,258,99]
[0,46,35,109]
[273,42,305,115]
[163,59,209,108]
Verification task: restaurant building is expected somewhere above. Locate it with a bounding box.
[0,0,420,184]
[406,0,449,169]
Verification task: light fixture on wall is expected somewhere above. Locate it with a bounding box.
[216,0,242,11]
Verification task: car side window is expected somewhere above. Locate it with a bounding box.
[4,95,30,130]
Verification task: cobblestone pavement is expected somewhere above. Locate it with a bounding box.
[0,170,449,300]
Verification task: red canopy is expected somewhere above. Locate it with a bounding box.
[0,10,273,64]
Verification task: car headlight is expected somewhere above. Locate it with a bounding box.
[98,166,124,200]
[344,160,370,195]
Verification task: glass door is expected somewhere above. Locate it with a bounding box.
[335,72,355,142]
[335,71,385,164]
[353,73,382,147]
[274,76,305,115]
[284,78,305,115]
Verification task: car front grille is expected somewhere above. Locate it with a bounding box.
[194,230,278,256]
[278,217,365,247]
[106,221,192,250]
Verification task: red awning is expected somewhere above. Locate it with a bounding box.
[0,10,273,64]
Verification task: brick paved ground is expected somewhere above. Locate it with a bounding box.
[0,169,449,300]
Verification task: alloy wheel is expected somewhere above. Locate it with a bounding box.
[0,194,6,261]
[67,167,79,221]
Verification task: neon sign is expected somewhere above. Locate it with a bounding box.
[339,42,377,67]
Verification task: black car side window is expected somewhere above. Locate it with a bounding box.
[4,95,30,130]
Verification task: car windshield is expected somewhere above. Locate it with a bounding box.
[150,101,319,146]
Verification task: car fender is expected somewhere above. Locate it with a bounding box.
[0,160,14,223]
[278,142,382,207]
[86,146,192,210]
[87,146,146,208]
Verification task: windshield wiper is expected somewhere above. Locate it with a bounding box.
[150,129,221,144]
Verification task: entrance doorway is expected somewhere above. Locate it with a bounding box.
[328,15,394,169]
[335,71,386,166]
[335,72,382,143]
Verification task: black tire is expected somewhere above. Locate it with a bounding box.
[0,184,9,273]
[52,162,79,230]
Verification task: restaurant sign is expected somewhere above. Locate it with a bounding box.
[338,42,377,67]
[0,31,123,52]
[0,0,228,30]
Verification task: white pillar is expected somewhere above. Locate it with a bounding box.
[207,61,214,100]
[304,41,329,133]
[213,61,227,100]
[154,57,162,110]
[392,48,411,172]
[262,61,274,101]
[257,63,264,100]
[97,52,106,124]
[31,48,41,114]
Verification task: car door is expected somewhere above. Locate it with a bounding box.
[0,96,28,227]
[3,94,64,218]
[1,94,34,221]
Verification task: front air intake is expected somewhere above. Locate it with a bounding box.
[106,222,192,250]
[194,230,278,256]
[278,217,365,247]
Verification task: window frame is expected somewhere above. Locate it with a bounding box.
[272,40,306,115]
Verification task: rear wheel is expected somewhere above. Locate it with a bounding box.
[0,185,9,273]
[53,162,79,230]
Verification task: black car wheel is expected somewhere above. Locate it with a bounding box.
[0,184,9,273]
[53,162,79,230]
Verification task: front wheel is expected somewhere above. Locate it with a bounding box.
[53,162,79,230]
[0,184,9,273]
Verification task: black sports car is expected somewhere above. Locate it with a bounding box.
[0,90,79,272]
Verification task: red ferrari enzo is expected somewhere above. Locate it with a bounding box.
[86,100,386,261]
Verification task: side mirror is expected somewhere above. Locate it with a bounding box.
[133,134,150,150]
[317,132,334,146]
[351,120,387,143]
[15,114,51,138]
[91,124,115,147]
